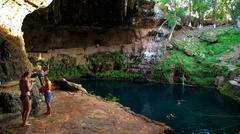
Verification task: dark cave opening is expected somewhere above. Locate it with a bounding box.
[46,0,138,26]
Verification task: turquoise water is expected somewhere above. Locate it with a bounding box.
[74,80,240,134]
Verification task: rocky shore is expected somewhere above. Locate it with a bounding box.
[0,79,173,134]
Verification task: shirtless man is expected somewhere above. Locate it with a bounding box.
[19,71,32,126]
[41,75,52,115]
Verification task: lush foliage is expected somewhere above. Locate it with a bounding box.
[154,0,239,24]
[227,0,240,22]
[192,0,211,24]
[87,52,125,72]
[43,52,144,81]
[154,28,240,86]
[215,0,240,22]
[154,0,187,41]
[156,0,187,27]
[47,55,90,79]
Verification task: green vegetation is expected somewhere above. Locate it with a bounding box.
[192,0,211,25]
[89,91,119,102]
[47,55,90,79]
[154,28,240,86]
[103,93,120,102]
[87,52,125,72]
[44,52,143,81]
[154,0,240,23]
[154,0,187,41]
[218,83,232,95]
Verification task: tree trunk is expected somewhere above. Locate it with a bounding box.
[158,19,168,30]
[168,23,177,41]
[189,0,192,26]
[212,0,217,25]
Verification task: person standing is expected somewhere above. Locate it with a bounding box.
[19,71,32,127]
[40,75,52,115]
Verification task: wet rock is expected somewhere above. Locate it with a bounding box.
[215,76,225,86]
[218,74,240,103]
[54,78,88,93]
[0,78,43,115]
[229,80,240,86]
[228,80,240,102]
[0,92,21,113]
[30,78,43,116]
[233,76,240,83]
[0,36,32,82]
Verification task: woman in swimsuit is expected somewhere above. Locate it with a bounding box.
[19,71,32,126]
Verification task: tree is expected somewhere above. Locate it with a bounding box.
[192,0,211,26]
[215,0,228,21]
[214,0,240,23]
[154,0,187,41]
[212,0,217,25]
[188,0,192,26]
[226,0,240,23]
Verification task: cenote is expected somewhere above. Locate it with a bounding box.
[73,80,240,134]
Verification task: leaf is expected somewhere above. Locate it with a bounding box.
[160,0,171,4]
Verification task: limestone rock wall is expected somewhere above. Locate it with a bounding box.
[0,77,43,114]
[0,0,52,37]
[0,37,32,82]
[0,0,52,82]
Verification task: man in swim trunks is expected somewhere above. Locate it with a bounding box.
[19,71,32,127]
[41,74,52,115]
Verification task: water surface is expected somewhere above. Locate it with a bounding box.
[73,80,240,134]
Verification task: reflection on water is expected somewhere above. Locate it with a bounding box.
[73,80,240,134]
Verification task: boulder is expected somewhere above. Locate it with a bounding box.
[54,78,88,93]
[229,80,240,86]
[233,76,240,83]
[215,76,225,86]
[0,92,21,113]
[199,29,225,43]
[218,76,240,103]
[0,78,43,115]
[30,78,43,116]
[199,33,218,43]
[184,49,195,57]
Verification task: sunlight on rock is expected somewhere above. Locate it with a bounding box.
[0,0,52,37]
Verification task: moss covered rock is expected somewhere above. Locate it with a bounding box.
[199,28,226,43]
[0,36,32,83]
[0,92,21,113]
[0,78,43,115]
[218,81,240,103]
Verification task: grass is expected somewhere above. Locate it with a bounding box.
[155,28,240,86]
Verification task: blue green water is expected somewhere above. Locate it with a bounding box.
[74,80,240,134]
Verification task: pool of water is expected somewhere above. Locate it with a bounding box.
[73,80,240,134]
